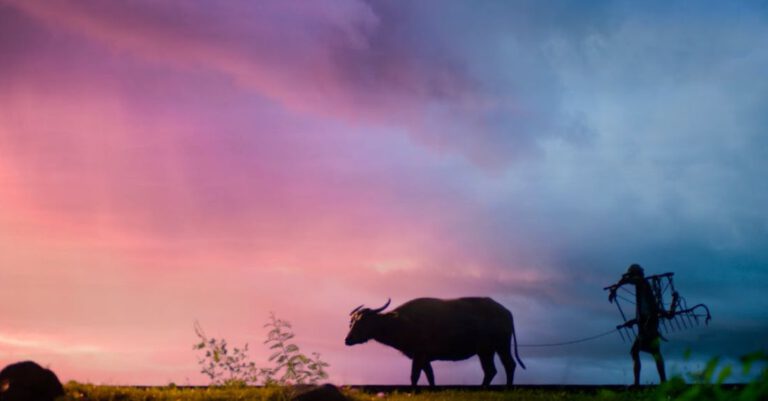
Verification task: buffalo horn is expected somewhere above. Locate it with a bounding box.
[370,298,391,314]
[350,305,364,315]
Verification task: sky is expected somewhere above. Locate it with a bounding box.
[0,0,766,386]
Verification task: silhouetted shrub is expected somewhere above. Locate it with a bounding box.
[0,361,64,401]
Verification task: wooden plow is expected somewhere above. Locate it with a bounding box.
[604,272,712,343]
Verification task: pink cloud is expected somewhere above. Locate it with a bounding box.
[5,1,376,112]
[5,1,529,167]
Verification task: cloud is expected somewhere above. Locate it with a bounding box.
[0,332,104,355]
[0,0,766,385]
[4,0,610,168]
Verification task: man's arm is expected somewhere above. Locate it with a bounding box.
[606,275,631,303]
[617,318,637,329]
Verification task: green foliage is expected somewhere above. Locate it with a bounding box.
[260,312,329,385]
[193,321,260,386]
[656,351,768,401]
[193,313,329,387]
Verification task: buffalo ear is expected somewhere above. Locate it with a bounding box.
[1,379,8,392]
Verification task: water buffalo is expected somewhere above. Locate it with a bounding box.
[345,297,525,387]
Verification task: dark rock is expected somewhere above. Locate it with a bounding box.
[0,361,65,401]
[291,383,349,401]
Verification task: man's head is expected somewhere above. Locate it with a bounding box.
[626,263,645,278]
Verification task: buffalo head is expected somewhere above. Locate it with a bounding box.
[344,299,390,346]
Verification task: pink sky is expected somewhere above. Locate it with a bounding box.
[2,0,765,386]
[0,1,553,385]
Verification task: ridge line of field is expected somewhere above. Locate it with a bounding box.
[118,383,747,393]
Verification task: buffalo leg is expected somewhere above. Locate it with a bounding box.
[410,359,422,387]
[479,352,497,386]
[411,356,431,387]
[497,345,517,386]
[423,361,435,387]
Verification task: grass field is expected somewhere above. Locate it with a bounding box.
[59,384,651,401]
[59,380,765,401]
[57,353,767,401]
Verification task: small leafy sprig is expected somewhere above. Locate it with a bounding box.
[193,321,259,386]
[262,313,329,385]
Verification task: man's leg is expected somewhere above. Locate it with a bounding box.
[631,341,641,386]
[650,338,666,383]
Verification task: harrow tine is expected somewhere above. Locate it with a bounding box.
[680,314,689,328]
[684,311,695,327]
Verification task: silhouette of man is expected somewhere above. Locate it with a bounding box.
[608,264,667,386]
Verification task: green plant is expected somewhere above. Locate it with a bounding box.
[261,312,329,385]
[193,313,329,387]
[656,351,768,401]
[193,321,260,386]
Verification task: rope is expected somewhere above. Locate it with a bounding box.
[620,286,635,297]
[518,328,618,348]
[616,294,635,305]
